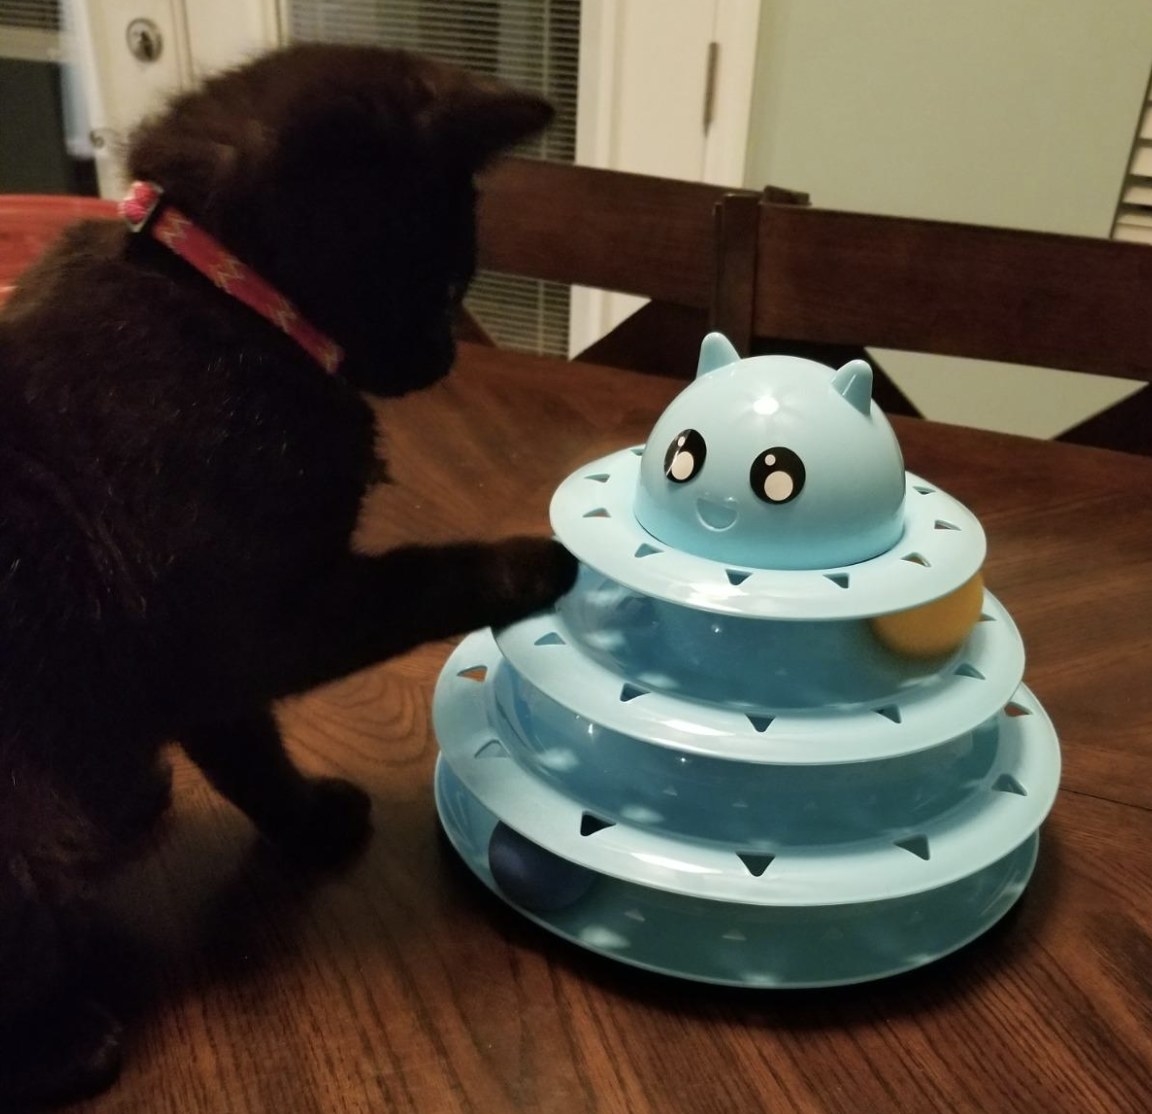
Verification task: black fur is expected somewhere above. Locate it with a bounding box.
[0,44,573,1106]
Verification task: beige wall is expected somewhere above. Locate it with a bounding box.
[743,0,1152,438]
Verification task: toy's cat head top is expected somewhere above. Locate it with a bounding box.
[633,334,907,570]
[127,44,552,395]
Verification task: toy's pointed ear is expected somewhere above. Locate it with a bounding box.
[696,333,741,379]
[831,358,874,414]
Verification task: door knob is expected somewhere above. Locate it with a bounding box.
[126,18,163,63]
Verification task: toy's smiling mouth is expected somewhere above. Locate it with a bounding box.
[696,498,738,531]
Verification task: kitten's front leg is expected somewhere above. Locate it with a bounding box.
[379,534,577,640]
[0,880,124,1107]
[180,709,372,867]
[182,540,573,857]
[0,994,124,1108]
[273,536,577,692]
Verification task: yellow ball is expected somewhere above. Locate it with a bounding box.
[869,573,984,659]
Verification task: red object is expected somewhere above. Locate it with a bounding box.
[120,181,345,374]
[0,194,117,304]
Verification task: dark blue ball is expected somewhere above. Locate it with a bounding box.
[488,822,597,912]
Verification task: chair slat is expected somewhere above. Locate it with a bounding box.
[476,157,760,310]
[755,205,1152,383]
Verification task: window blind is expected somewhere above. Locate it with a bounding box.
[0,0,62,62]
[1114,87,1152,245]
[0,0,59,31]
[284,0,581,356]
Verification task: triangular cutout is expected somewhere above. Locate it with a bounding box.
[580,812,616,837]
[583,507,610,519]
[993,773,1027,796]
[634,543,662,558]
[457,665,488,683]
[934,519,960,531]
[585,473,610,483]
[619,683,649,702]
[874,704,903,724]
[825,573,850,589]
[746,714,775,733]
[630,446,645,456]
[913,485,935,495]
[954,663,985,680]
[901,553,931,567]
[474,739,508,759]
[737,853,776,877]
[894,835,931,860]
[533,631,566,647]
[1004,701,1033,718]
[979,613,996,622]
[726,569,752,586]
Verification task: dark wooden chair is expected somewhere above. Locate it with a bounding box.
[469,156,806,379]
[742,203,1152,454]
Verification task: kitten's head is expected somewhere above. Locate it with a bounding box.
[127,44,553,394]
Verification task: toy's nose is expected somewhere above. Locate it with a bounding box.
[696,497,738,531]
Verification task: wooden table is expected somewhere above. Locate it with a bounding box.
[72,343,1152,1114]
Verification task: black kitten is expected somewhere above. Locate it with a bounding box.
[0,43,574,1106]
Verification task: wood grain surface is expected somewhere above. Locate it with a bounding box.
[65,344,1152,1114]
[476,158,757,311]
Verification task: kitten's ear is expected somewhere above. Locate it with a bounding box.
[435,81,554,168]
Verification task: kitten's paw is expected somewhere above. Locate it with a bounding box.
[489,537,578,623]
[269,777,373,870]
[0,998,123,1109]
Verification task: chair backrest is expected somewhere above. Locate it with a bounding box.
[0,195,117,304]
[747,203,1152,453]
[471,157,803,377]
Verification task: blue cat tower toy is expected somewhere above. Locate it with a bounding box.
[433,334,1060,987]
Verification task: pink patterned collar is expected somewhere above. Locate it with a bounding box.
[119,181,344,375]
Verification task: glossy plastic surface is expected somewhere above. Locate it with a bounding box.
[551,566,1019,718]
[552,453,985,620]
[435,631,1059,906]
[633,346,907,569]
[438,761,1039,987]
[433,338,1060,986]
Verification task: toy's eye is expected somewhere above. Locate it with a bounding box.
[750,447,806,504]
[664,429,707,483]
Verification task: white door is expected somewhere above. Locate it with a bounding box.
[72,0,279,198]
[71,0,192,197]
[571,0,761,355]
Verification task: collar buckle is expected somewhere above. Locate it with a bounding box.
[119,181,165,233]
